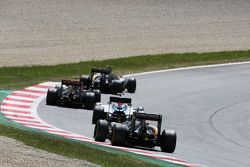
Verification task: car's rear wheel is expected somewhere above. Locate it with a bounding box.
[92,105,106,124]
[111,80,124,93]
[93,89,101,102]
[46,88,58,105]
[82,91,96,109]
[111,123,127,146]
[94,120,108,142]
[80,75,90,87]
[160,130,176,153]
[127,78,136,93]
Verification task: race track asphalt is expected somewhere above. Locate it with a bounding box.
[38,63,250,167]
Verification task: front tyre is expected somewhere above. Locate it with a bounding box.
[94,120,108,142]
[160,130,176,153]
[92,105,106,124]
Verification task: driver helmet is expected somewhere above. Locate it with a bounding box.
[148,125,158,138]
[92,73,102,82]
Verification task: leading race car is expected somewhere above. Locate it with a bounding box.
[91,96,140,124]
[94,112,176,153]
[46,79,101,109]
[80,67,136,94]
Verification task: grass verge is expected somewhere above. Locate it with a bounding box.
[0,50,249,89]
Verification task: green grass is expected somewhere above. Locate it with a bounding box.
[0,50,250,89]
[0,124,167,167]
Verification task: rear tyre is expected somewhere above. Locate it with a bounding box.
[93,89,101,102]
[111,80,124,93]
[94,120,108,142]
[80,75,90,87]
[92,105,106,124]
[111,123,127,146]
[126,78,136,93]
[46,88,58,105]
[82,91,96,109]
[160,130,176,153]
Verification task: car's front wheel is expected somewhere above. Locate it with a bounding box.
[92,105,106,124]
[94,120,108,142]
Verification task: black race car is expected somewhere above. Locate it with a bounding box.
[80,67,136,94]
[94,112,177,153]
[46,79,101,109]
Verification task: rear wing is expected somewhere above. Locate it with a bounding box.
[109,96,132,104]
[132,112,162,121]
[61,80,81,86]
[108,96,132,116]
[132,112,162,135]
[91,67,112,74]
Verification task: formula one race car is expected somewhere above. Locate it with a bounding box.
[46,80,101,109]
[80,67,136,94]
[91,96,141,124]
[94,112,177,153]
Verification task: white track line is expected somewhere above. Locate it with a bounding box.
[6,95,37,101]
[1,105,32,111]
[124,61,250,77]
[3,100,33,105]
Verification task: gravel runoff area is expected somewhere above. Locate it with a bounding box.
[0,136,100,167]
[0,0,250,67]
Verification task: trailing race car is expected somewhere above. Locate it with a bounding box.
[94,112,177,153]
[46,79,101,109]
[91,96,141,124]
[80,67,136,94]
